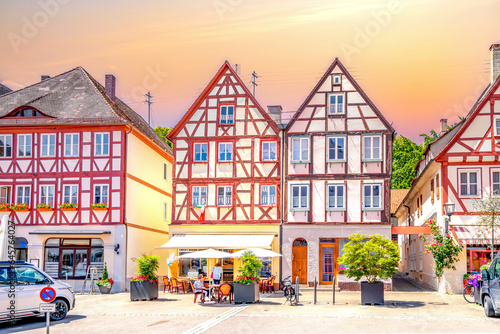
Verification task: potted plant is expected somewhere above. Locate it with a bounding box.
[36,203,53,211]
[338,233,399,305]
[130,255,159,301]
[233,251,262,304]
[11,203,29,211]
[96,262,114,294]
[59,202,77,211]
[467,273,483,304]
[91,203,108,210]
[463,273,471,288]
[0,203,10,212]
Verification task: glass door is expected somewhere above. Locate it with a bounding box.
[319,238,338,285]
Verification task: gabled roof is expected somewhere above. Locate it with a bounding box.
[168,61,280,139]
[391,189,409,214]
[0,83,12,96]
[0,67,172,155]
[286,58,394,133]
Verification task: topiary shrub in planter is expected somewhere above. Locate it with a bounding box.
[233,251,262,304]
[338,233,399,305]
[130,255,159,301]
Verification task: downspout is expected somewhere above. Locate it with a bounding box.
[279,124,286,282]
[123,125,133,290]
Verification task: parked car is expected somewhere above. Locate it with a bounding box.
[0,261,75,322]
[481,252,500,317]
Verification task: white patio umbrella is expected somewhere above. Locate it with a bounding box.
[231,248,282,258]
[177,248,231,284]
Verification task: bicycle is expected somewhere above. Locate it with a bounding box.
[463,283,475,303]
[282,276,297,306]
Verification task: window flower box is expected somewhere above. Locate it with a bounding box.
[36,203,53,211]
[59,203,78,211]
[11,204,30,211]
[0,203,11,211]
[91,203,108,210]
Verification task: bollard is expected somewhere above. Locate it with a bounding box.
[313,276,317,304]
[332,277,335,305]
[295,276,299,304]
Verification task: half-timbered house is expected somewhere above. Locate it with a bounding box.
[283,58,394,285]
[163,62,281,281]
[0,68,173,291]
[395,44,500,292]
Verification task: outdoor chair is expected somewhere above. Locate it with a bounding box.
[163,276,171,293]
[263,276,276,293]
[190,281,205,303]
[218,283,232,304]
[170,277,185,294]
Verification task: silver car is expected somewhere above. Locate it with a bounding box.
[0,261,75,322]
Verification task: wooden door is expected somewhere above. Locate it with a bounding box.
[292,238,308,284]
[319,239,338,285]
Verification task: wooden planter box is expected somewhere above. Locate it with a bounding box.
[233,283,259,304]
[37,208,53,211]
[130,281,158,301]
[361,281,384,305]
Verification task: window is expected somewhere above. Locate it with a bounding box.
[363,184,381,210]
[65,134,79,156]
[193,143,208,162]
[363,135,382,160]
[95,133,109,156]
[217,186,232,206]
[18,134,32,157]
[262,141,277,161]
[40,185,55,205]
[328,93,345,114]
[218,142,233,162]
[291,184,309,211]
[332,74,341,85]
[261,185,277,206]
[459,170,478,197]
[327,136,345,161]
[192,186,207,206]
[16,185,30,205]
[492,171,500,196]
[431,180,435,204]
[0,186,11,204]
[220,105,234,124]
[41,134,56,157]
[420,195,423,216]
[291,137,309,163]
[496,118,500,136]
[163,202,168,221]
[44,238,103,279]
[0,135,12,158]
[327,184,345,210]
[63,185,78,204]
[436,176,440,200]
[12,108,44,117]
[416,197,420,218]
[94,185,109,204]
[13,267,48,285]
[163,163,169,181]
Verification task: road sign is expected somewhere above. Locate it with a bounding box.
[40,287,56,303]
[39,303,56,312]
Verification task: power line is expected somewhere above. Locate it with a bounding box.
[251,71,259,97]
[144,91,154,127]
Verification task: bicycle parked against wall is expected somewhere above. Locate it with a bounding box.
[282,276,297,306]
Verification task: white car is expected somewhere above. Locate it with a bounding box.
[0,261,75,322]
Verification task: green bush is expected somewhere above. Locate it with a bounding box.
[338,233,399,283]
[131,255,160,283]
[234,251,262,285]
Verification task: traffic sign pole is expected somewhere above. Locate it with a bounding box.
[40,287,56,334]
[46,311,50,334]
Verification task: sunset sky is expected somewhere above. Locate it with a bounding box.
[1,0,499,142]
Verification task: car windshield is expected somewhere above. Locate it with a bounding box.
[13,266,48,285]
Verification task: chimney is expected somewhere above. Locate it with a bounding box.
[267,105,282,125]
[491,44,500,83]
[440,119,448,135]
[105,74,116,103]
[41,75,50,81]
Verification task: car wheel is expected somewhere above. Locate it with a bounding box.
[483,296,495,317]
[50,299,68,321]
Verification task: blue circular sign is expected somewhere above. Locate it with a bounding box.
[40,287,56,303]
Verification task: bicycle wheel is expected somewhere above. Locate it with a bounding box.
[463,285,475,303]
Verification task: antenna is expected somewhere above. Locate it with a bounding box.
[251,71,259,97]
[144,92,154,126]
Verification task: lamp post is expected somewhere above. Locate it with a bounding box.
[443,202,455,233]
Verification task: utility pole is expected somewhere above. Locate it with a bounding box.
[144,91,153,127]
[251,71,259,97]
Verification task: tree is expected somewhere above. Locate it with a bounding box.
[420,130,439,150]
[474,194,500,261]
[391,135,423,189]
[154,126,173,148]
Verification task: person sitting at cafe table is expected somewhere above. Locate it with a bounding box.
[212,263,222,285]
[193,274,211,302]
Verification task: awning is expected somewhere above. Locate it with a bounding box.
[29,230,111,235]
[452,226,500,245]
[157,234,275,249]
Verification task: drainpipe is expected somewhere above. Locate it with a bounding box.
[123,125,133,290]
[278,124,286,282]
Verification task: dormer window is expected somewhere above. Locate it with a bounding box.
[13,108,43,117]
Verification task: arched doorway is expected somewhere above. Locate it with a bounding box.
[292,238,308,284]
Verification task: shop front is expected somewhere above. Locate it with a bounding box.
[453,225,500,274]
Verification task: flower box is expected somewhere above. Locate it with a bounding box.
[37,208,53,212]
[92,207,108,211]
[12,208,29,212]
[361,281,384,305]
[61,208,77,211]
[0,209,10,212]
[130,281,158,301]
[233,283,259,304]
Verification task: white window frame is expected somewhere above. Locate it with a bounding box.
[163,201,169,221]
[39,185,55,205]
[41,134,56,157]
[492,169,500,196]
[363,183,382,211]
[192,186,207,206]
[327,93,345,114]
[18,134,32,158]
[290,184,310,211]
[291,136,310,163]
[16,185,31,205]
[0,186,12,204]
[363,134,382,161]
[220,105,234,125]
[0,135,12,158]
[326,136,346,162]
[93,185,109,204]
[193,143,208,162]
[163,163,169,181]
[262,141,277,162]
[459,170,479,198]
[326,183,346,211]
[62,185,78,204]
[64,133,79,157]
[94,133,110,156]
[218,142,233,162]
[496,117,500,136]
[332,74,341,85]
[217,186,232,207]
[260,185,277,206]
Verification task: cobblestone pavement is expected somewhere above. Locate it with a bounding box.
[1,290,499,333]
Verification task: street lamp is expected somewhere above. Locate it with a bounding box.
[443,202,455,233]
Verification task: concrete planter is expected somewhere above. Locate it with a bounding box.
[130,281,158,301]
[474,281,483,305]
[233,283,259,304]
[99,285,112,294]
[361,281,384,305]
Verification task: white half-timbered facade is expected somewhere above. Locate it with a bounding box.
[283,58,394,285]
